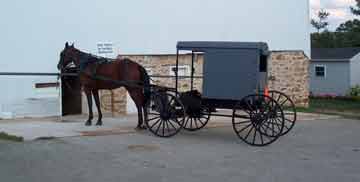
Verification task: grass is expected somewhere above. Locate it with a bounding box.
[0,132,24,142]
[297,98,360,119]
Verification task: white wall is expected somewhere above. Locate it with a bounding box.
[0,0,310,117]
[350,53,360,86]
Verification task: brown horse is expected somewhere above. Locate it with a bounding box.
[57,42,150,129]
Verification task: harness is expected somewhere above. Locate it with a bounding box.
[79,53,111,77]
[62,52,150,90]
[79,53,110,71]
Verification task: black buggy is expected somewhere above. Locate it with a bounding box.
[144,41,296,146]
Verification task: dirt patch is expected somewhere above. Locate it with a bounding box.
[127,144,160,152]
[80,128,136,136]
[35,136,57,140]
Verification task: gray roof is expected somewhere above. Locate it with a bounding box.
[311,47,360,61]
[177,41,269,55]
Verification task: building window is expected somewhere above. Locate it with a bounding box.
[315,65,326,77]
[169,65,190,77]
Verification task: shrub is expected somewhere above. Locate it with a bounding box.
[348,85,360,97]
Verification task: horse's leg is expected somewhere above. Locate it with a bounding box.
[128,89,146,130]
[93,90,103,126]
[84,89,93,126]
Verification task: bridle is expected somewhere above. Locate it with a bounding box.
[58,51,80,93]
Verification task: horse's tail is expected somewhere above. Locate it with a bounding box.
[140,66,151,103]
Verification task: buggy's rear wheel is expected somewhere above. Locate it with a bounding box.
[145,92,185,138]
[183,106,211,131]
[269,90,296,136]
[232,95,284,146]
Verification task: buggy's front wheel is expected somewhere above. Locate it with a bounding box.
[183,106,211,131]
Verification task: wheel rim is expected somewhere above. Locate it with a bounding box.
[269,91,296,136]
[183,106,211,131]
[232,95,285,146]
[145,92,185,137]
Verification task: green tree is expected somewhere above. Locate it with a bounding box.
[311,9,330,33]
[335,19,360,47]
[350,0,360,16]
[336,19,360,32]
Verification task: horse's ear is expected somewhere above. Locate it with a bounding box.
[65,42,69,48]
[71,43,74,48]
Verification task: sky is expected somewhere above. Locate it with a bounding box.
[310,0,358,30]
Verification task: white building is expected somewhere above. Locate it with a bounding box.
[0,0,310,118]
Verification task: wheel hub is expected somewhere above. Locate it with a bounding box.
[251,113,266,126]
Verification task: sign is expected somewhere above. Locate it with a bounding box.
[97,43,114,54]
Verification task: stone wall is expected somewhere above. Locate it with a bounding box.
[82,88,127,116]
[124,54,204,92]
[268,51,310,107]
[82,51,309,115]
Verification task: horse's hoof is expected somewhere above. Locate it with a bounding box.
[95,122,103,126]
[85,121,92,126]
[135,125,146,130]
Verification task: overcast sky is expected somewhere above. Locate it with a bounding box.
[310,0,358,30]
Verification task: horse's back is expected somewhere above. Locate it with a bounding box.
[81,58,144,89]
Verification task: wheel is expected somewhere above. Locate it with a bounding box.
[269,90,296,136]
[183,106,211,131]
[232,94,285,146]
[145,91,185,138]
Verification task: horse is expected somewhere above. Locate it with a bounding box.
[57,42,150,129]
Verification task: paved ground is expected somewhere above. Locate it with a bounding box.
[0,112,340,141]
[0,114,360,182]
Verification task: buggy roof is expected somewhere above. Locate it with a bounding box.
[177,41,269,55]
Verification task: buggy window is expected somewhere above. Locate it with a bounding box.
[259,55,267,72]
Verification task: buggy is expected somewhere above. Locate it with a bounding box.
[144,41,296,146]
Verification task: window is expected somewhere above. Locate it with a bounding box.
[315,65,326,77]
[169,65,190,77]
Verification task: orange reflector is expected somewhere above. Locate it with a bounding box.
[264,87,269,97]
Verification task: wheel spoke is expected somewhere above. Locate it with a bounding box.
[280,99,288,107]
[147,116,160,122]
[194,118,199,128]
[285,118,294,123]
[244,124,255,140]
[235,122,252,133]
[162,119,165,136]
[150,119,161,129]
[274,118,283,131]
[259,129,264,145]
[155,120,163,134]
[260,124,273,138]
[165,120,171,134]
[184,117,190,127]
[171,118,182,127]
[168,119,178,131]
[261,121,278,135]
[197,118,205,126]
[252,126,257,144]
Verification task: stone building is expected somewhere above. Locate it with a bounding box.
[82,51,309,116]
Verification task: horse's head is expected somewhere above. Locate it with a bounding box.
[57,42,78,71]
